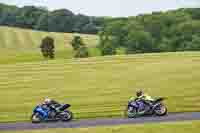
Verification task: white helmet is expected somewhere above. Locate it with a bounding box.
[44,98,51,104]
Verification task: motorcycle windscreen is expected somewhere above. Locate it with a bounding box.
[60,104,71,111]
[154,98,165,103]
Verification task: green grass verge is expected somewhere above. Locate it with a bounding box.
[0,52,200,122]
[1,121,200,133]
[0,47,101,64]
[0,26,99,64]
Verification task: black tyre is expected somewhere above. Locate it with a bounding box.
[127,106,138,118]
[154,104,168,116]
[31,113,43,123]
[62,111,73,122]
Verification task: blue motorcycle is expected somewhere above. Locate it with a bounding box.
[31,104,73,123]
[125,97,167,118]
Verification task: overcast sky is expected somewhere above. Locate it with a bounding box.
[1,0,200,17]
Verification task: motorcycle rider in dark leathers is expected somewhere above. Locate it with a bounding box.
[43,98,62,115]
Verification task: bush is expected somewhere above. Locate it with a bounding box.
[100,42,117,56]
[74,46,90,58]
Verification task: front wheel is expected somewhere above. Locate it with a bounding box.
[127,106,138,118]
[62,111,73,122]
[154,104,168,116]
[31,113,43,123]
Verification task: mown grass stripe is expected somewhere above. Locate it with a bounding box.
[0,28,7,48]
[15,28,28,50]
[22,30,35,49]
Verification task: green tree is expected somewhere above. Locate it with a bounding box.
[0,3,103,34]
[170,20,200,51]
[158,37,172,52]
[125,30,154,54]
[73,14,90,33]
[71,36,85,50]
[34,13,49,31]
[18,6,46,28]
[98,30,117,56]
[71,36,90,58]
[105,20,128,47]
[185,35,200,50]
[0,5,19,26]
[82,22,98,34]
[48,9,75,32]
[40,36,55,59]
[100,41,117,56]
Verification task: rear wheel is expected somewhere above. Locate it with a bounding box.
[31,113,43,123]
[62,111,73,122]
[154,104,168,116]
[127,106,138,118]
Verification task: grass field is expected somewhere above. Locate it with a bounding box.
[0,26,99,64]
[1,121,200,133]
[0,52,200,122]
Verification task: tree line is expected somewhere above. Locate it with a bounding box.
[0,3,104,34]
[99,8,200,55]
[1,2,200,58]
[40,8,200,59]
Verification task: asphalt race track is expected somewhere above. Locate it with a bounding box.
[1,112,200,131]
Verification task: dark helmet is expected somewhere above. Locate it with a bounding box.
[136,90,143,97]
